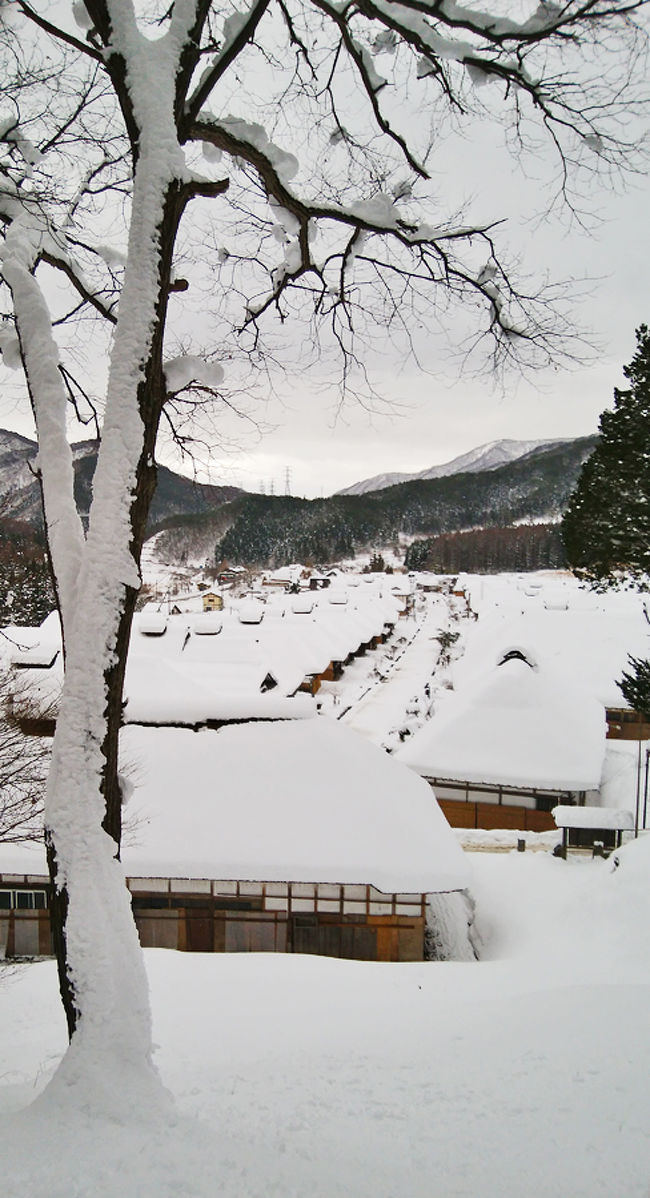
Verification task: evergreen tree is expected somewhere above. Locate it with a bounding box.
[617,655,650,719]
[563,327,650,716]
[562,325,650,589]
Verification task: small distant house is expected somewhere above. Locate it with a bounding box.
[216,562,247,586]
[168,592,206,615]
[202,591,223,612]
[309,574,331,591]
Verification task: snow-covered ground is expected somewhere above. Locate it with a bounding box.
[2,839,650,1197]
[3,568,650,1195]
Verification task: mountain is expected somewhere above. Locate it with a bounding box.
[191,434,598,569]
[336,438,573,495]
[0,428,597,574]
[0,430,241,527]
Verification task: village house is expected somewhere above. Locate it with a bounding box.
[2,580,403,734]
[396,650,607,832]
[0,719,469,962]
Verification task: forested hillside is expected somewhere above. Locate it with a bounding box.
[0,430,241,528]
[0,429,597,579]
[203,436,597,568]
[0,521,54,625]
[404,523,566,573]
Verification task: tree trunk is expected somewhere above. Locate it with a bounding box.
[46,179,185,1047]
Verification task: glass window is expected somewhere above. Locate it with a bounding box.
[0,890,47,910]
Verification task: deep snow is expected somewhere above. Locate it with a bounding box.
[1,839,650,1198]
[2,568,649,1195]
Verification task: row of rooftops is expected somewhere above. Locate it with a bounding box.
[2,577,407,728]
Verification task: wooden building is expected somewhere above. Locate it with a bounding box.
[131,878,427,961]
[552,805,634,855]
[605,707,650,741]
[0,873,426,962]
[0,719,469,963]
[397,654,606,831]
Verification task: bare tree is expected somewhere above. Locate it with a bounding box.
[0,0,646,1110]
[0,664,49,843]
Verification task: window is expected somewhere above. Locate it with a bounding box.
[0,889,47,910]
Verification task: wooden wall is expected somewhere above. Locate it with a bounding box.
[437,797,555,833]
[133,905,424,962]
[131,880,427,962]
[0,910,52,957]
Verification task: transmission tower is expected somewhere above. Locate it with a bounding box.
[285,466,292,496]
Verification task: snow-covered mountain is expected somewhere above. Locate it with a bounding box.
[0,429,241,527]
[337,438,572,496]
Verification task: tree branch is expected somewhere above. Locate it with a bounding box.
[183,0,273,126]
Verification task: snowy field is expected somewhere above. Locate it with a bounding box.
[2,838,650,1198]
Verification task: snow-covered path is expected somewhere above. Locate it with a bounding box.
[342,593,462,748]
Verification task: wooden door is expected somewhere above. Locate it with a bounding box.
[185,908,213,951]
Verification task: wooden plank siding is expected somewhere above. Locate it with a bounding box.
[0,874,428,962]
[437,797,555,833]
[130,880,427,962]
[0,909,52,957]
[606,708,650,740]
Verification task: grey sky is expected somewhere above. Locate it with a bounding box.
[0,21,647,501]
[188,136,649,498]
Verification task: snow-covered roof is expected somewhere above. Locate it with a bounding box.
[0,720,469,895]
[118,720,469,893]
[138,611,168,636]
[396,656,606,792]
[1,584,404,727]
[238,600,265,624]
[191,613,223,635]
[553,806,635,830]
[451,578,649,709]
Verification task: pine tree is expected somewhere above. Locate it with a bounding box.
[618,656,650,719]
[562,325,650,589]
[563,327,650,716]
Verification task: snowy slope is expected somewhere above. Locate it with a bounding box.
[337,437,571,495]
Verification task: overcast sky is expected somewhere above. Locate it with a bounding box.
[192,144,649,498]
[1,39,647,500]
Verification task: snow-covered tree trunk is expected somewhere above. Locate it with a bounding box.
[2,0,210,1106]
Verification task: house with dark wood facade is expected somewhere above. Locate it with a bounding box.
[0,719,469,963]
[396,652,607,832]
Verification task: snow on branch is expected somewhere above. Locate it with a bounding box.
[164,354,225,392]
[190,112,554,364]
